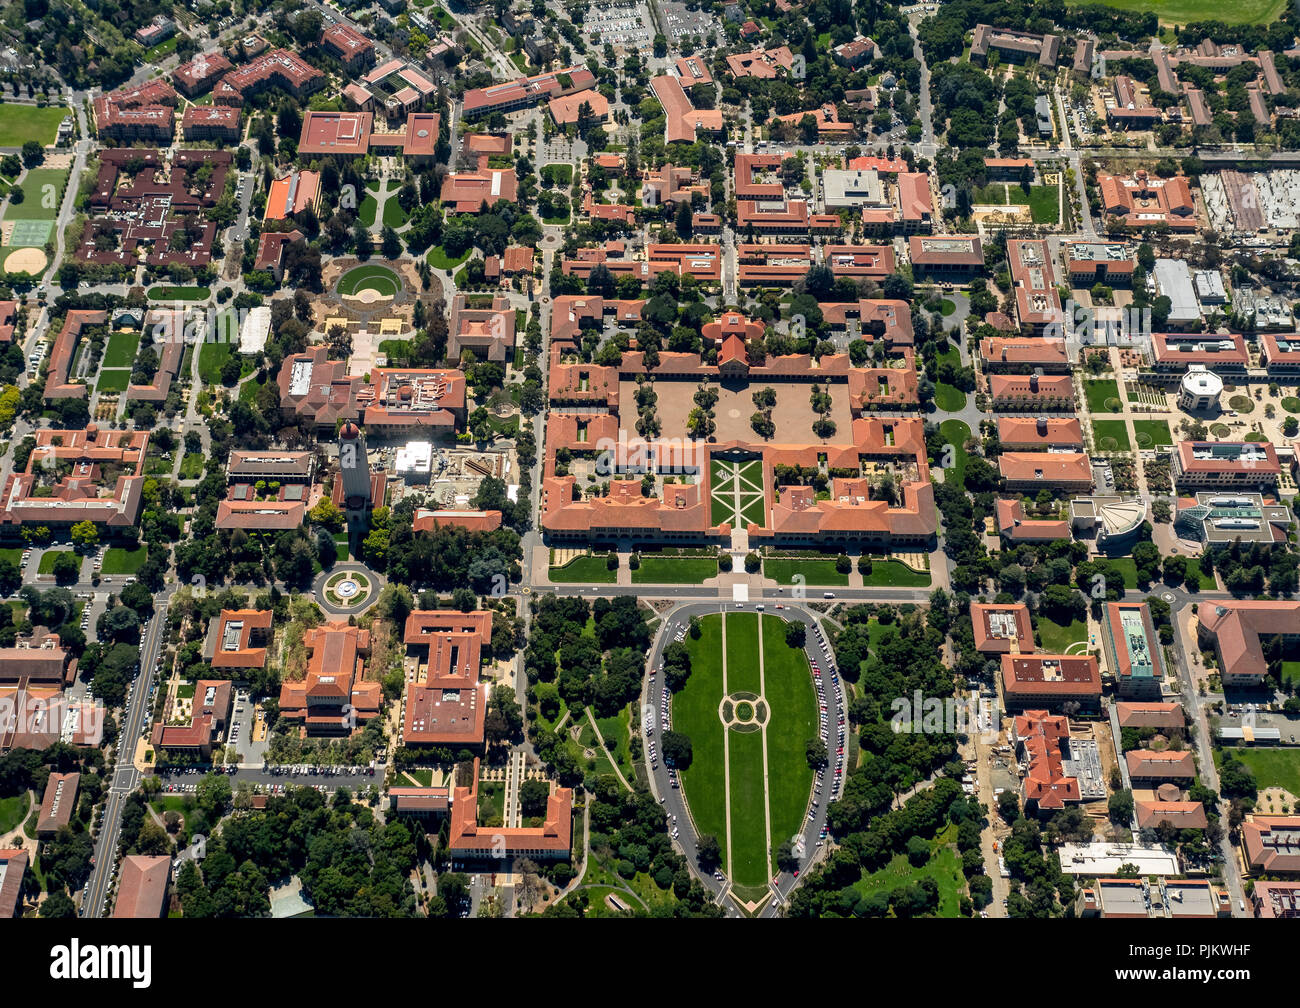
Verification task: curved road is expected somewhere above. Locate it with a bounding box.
[642,601,845,918]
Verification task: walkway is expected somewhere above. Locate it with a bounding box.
[585,708,632,792]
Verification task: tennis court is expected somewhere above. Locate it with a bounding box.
[5,218,53,247]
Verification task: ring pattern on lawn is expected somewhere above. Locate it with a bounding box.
[720,692,769,732]
[337,264,402,300]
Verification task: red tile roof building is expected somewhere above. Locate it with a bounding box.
[278,623,382,737]
[214,48,324,105]
[998,451,1092,490]
[650,74,723,143]
[725,47,796,79]
[1198,600,1300,686]
[181,103,241,142]
[112,855,170,918]
[1242,816,1300,874]
[1126,749,1196,783]
[988,373,1075,409]
[173,52,235,97]
[1013,710,1080,810]
[1006,239,1062,334]
[1172,441,1281,490]
[93,79,177,142]
[1151,333,1249,372]
[449,757,573,859]
[151,680,232,756]
[980,337,1069,373]
[0,425,149,529]
[1136,800,1207,831]
[0,301,15,344]
[1001,653,1102,709]
[1098,171,1198,232]
[440,165,518,212]
[908,235,983,275]
[970,602,1034,654]
[0,850,26,918]
[205,609,273,669]
[36,772,79,838]
[996,417,1082,450]
[400,610,494,749]
[463,66,595,118]
[995,498,1071,543]
[1116,702,1186,731]
[322,23,376,72]
[298,110,373,156]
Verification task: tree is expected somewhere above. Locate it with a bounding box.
[806,738,827,770]
[21,140,44,167]
[785,621,806,648]
[696,834,721,870]
[661,730,693,769]
[69,520,99,552]
[51,551,80,585]
[1108,788,1134,824]
[40,890,77,917]
[518,778,550,817]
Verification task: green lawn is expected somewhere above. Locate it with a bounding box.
[477,781,505,826]
[179,453,205,479]
[96,369,131,394]
[861,559,931,588]
[726,612,762,694]
[1091,0,1283,25]
[1036,614,1087,653]
[426,244,471,271]
[727,728,769,888]
[1092,419,1131,451]
[1222,748,1300,796]
[548,554,618,583]
[5,167,66,220]
[1281,396,1300,415]
[0,792,28,834]
[1084,378,1122,414]
[338,264,400,298]
[1107,556,1140,589]
[0,104,68,147]
[675,615,728,867]
[852,836,966,917]
[1132,419,1173,448]
[594,707,634,785]
[761,615,817,859]
[37,549,73,574]
[358,194,378,227]
[631,555,718,584]
[101,547,146,575]
[1282,661,1300,689]
[765,557,850,586]
[938,419,971,487]
[198,340,238,384]
[932,345,965,411]
[102,331,140,368]
[382,198,408,228]
[1027,184,1059,225]
[148,285,210,301]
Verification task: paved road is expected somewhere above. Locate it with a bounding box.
[642,600,845,917]
[81,595,171,917]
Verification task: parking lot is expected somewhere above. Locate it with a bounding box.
[579,0,655,52]
[659,0,719,44]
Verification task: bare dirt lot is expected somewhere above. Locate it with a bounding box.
[631,378,853,443]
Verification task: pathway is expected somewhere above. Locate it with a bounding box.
[755,615,774,895]
[585,707,632,793]
[719,613,735,883]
